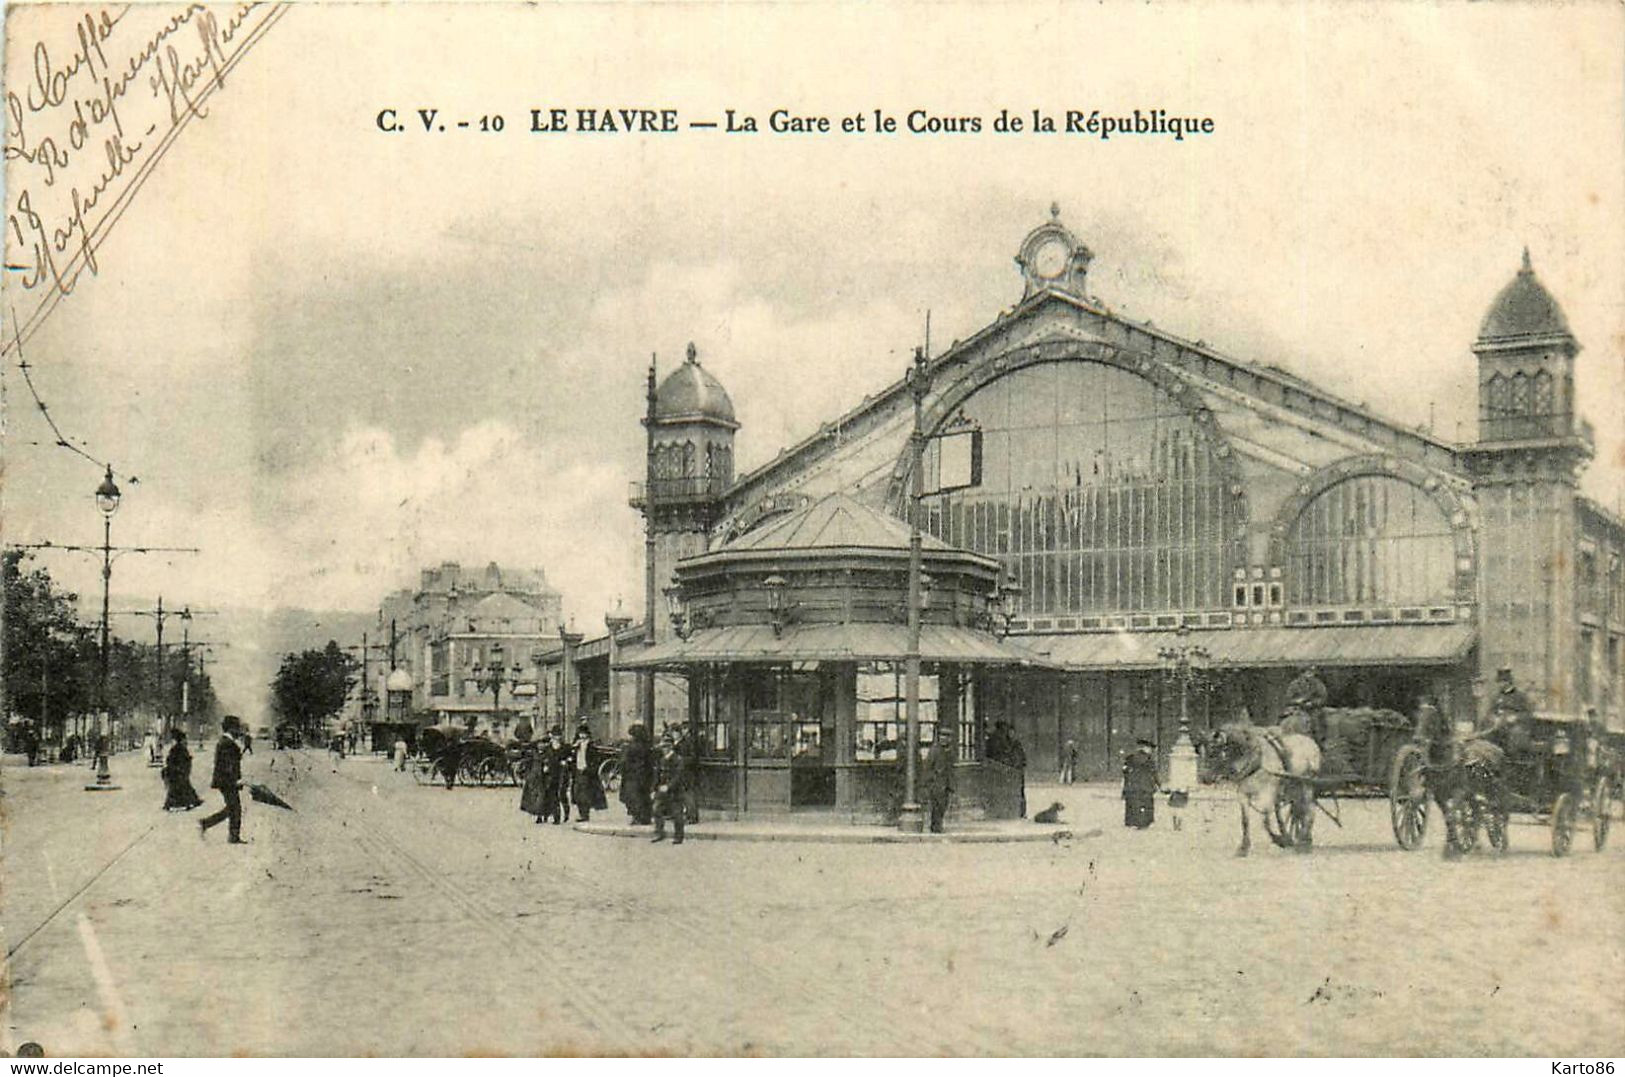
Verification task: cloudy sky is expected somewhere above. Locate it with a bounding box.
[5,3,1622,711]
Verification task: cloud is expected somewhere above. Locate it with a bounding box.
[259,420,641,623]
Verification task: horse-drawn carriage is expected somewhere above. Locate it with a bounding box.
[408,727,519,787]
[1422,714,1614,857]
[410,726,622,790]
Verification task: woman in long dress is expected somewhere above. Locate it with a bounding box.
[618,723,654,825]
[162,729,204,811]
[519,729,565,824]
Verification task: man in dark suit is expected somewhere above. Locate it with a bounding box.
[199,715,246,843]
[922,733,955,833]
[651,732,689,845]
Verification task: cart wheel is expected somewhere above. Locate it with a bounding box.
[1389,744,1429,850]
[1593,777,1612,852]
[1551,792,1577,857]
[599,758,621,794]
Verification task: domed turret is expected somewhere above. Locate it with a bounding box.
[385,668,414,693]
[1470,248,1585,449]
[635,342,740,666]
[1477,249,1573,343]
[654,342,738,428]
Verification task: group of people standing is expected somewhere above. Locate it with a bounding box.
[518,723,609,823]
[518,721,696,844]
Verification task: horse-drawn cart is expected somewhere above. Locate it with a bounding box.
[1210,707,1418,854]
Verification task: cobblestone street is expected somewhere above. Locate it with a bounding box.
[4,747,1621,1057]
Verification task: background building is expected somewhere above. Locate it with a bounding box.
[371,561,563,734]
[627,212,1624,781]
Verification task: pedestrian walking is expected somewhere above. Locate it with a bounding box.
[1122,739,1158,829]
[199,716,247,843]
[521,730,566,824]
[1059,737,1079,784]
[567,722,607,822]
[143,728,160,766]
[162,729,204,811]
[393,737,409,771]
[619,723,655,825]
[923,733,955,833]
[673,721,701,825]
[542,728,570,822]
[651,732,688,844]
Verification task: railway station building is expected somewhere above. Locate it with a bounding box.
[613,211,1624,805]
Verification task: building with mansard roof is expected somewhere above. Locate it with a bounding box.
[614,211,1622,804]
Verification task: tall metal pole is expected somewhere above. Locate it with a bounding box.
[99,514,112,719]
[642,355,658,731]
[899,346,929,833]
[154,595,165,738]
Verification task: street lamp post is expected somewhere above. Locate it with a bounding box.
[1157,625,1209,796]
[88,466,121,791]
[899,346,930,833]
[475,641,519,738]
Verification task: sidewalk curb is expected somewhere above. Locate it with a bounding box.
[572,821,1081,844]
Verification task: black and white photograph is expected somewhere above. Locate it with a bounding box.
[2,1,1622,1060]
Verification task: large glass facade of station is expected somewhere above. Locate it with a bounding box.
[920,361,1233,616]
[1285,475,1455,608]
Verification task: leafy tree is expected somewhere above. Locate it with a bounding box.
[2,551,96,742]
[271,641,357,739]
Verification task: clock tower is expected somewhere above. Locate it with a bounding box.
[1015,203,1093,300]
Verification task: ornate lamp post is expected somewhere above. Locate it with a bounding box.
[1157,625,1209,795]
[899,345,930,833]
[474,641,520,738]
[87,466,121,791]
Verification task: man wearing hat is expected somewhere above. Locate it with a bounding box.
[1487,667,1532,723]
[651,731,689,844]
[922,731,955,834]
[1121,739,1159,829]
[199,715,247,843]
[1282,665,1329,741]
[567,721,608,822]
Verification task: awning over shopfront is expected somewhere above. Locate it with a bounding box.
[615,623,1053,670]
[1027,622,1476,670]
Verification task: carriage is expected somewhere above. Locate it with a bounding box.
[1286,706,1419,847]
[1209,706,1423,852]
[1416,715,1615,857]
[411,728,622,790]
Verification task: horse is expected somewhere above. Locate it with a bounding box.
[1206,723,1322,857]
[1411,703,1511,856]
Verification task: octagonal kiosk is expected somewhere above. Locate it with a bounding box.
[617,493,1049,822]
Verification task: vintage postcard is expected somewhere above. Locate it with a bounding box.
[2,1,1621,1060]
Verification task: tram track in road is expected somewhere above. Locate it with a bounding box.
[4,821,158,960]
[316,762,1003,1055]
[296,774,643,1049]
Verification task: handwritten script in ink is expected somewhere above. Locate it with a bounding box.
[3,3,288,356]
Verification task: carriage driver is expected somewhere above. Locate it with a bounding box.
[1486,667,1532,724]
[1282,666,1329,743]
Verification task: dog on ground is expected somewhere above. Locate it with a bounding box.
[1033,801,1064,824]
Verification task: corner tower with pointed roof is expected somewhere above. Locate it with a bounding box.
[632,343,739,726]
[1464,250,1596,718]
